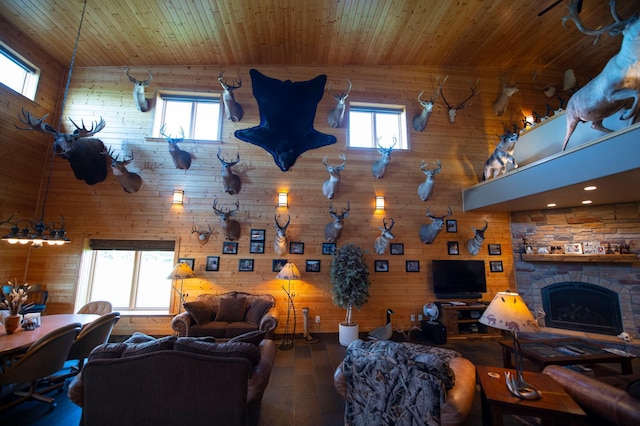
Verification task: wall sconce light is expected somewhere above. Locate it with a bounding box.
[278,192,288,207]
[172,190,184,205]
[375,195,385,210]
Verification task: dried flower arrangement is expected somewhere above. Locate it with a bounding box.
[0,279,30,316]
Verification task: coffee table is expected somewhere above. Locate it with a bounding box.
[477,365,587,426]
[499,338,634,375]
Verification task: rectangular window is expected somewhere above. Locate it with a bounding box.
[348,103,409,150]
[77,240,176,313]
[152,91,222,141]
[0,43,39,100]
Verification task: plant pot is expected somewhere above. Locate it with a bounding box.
[339,322,359,346]
[3,315,22,335]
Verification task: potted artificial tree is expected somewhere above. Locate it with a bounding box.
[330,243,370,346]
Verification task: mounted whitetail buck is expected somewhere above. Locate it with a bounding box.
[124,67,152,112]
[322,154,346,199]
[16,109,108,185]
[412,76,447,131]
[327,79,352,128]
[160,124,193,170]
[466,220,488,256]
[483,131,519,180]
[419,206,452,244]
[324,201,350,243]
[439,77,480,124]
[371,137,397,179]
[561,0,640,151]
[212,198,241,241]
[192,223,212,246]
[373,218,395,255]
[218,70,243,122]
[417,159,441,201]
[216,147,242,195]
[492,75,518,116]
[273,214,290,256]
[103,147,142,193]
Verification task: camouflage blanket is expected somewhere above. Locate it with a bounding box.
[342,340,459,426]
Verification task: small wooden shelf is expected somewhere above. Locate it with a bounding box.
[521,254,637,263]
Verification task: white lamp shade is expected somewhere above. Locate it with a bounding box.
[167,262,196,279]
[276,262,302,280]
[479,291,538,333]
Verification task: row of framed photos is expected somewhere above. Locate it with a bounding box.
[219,240,409,255]
[446,242,502,256]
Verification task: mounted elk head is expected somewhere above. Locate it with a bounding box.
[103,147,142,193]
[417,159,441,201]
[466,220,488,255]
[212,198,241,241]
[324,201,350,243]
[561,0,640,151]
[216,147,242,195]
[274,214,290,256]
[371,137,397,179]
[218,70,243,122]
[322,154,346,199]
[439,77,480,124]
[492,75,518,116]
[373,218,395,255]
[124,67,152,112]
[160,124,192,170]
[419,206,452,244]
[412,76,447,131]
[192,223,212,246]
[16,109,108,185]
[482,131,519,180]
[327,78,352,128]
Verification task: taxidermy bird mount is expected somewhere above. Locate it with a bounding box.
[368,309,394,340]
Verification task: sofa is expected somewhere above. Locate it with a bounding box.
[542,364,640,426]
[334,339,476,426]
[171,291,278,339]
[68,331,276,426]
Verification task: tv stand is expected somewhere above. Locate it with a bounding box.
[437,303,502,340]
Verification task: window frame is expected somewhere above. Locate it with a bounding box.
[347,102,409,150]
[0,42,40,100]
[152,90,223,141]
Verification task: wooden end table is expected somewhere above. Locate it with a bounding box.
[476,365,587,426]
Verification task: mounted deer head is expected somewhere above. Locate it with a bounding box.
[439,77,480,124]
[492,75,518,116]
[324,201,350,243]
[371,137,397,179]
[466,220,488,256]
[274,214,291,257]
[218,70,243,122]
[124,67,152,112]
[192,223,212,246]
[412,76,447,131]
[16,109,108,185]
[160,124,192,170]
[373,217,395,254]
[216,147,242,195]
[103,147,142,193]
[212,198,241,241]
[322,154,346,199]
[419,206,452,244]
[327,79,352,128]
[417,159,441,201]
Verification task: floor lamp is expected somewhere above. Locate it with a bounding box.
[276,262,301,350]
[479,291,541,400]
[167,262,196,313]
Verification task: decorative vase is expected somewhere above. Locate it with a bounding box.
[3,315,22,334]
[339,322,359,346]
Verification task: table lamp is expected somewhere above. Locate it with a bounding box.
[479,291,541,400]
[276,262,301,350]
[167,262,196,313]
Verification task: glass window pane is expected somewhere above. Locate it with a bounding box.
[91,251,135,307]
[349,111,374,147]
[193,102,220,140]
[375,113,401,148]
[0,54,27,94]
[164,101,193,137]
[136,251,175,309]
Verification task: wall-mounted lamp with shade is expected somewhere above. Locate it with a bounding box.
[278,192,288,207]
[375,195,385,210]
[172,190,184,205]
[276,262,301,350]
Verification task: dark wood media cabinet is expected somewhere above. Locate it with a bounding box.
[437,303,502,340]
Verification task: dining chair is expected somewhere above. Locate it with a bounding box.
[77,301,112,315]
[18,284,48,315]
[0,322,81,411]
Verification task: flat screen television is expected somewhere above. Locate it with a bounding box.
[431,259,487,299]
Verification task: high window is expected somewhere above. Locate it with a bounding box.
[152,91,222,140]
[76,240,177,313]
[348,103,409,150]
[0,43,39,100]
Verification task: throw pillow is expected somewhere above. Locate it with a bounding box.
[183,301,215,325]
[215,296,247,322]
[174,338,261,365]
[229,330,266,346]
[122,335,177,357]
[627,379,640,399]
[245,298,273,325]
[88,342,129,361]
[124,332,157,344]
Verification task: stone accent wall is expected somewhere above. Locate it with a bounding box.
[510,203,640,338]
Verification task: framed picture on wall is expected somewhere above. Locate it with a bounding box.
[322,243,336,255]
[447,241,459,255]
[222,241,238,254]
[446,219,457,233]
[272,259,288,272]
[205,256,219,271]
[390,243,404,255]
[289,242,304,254]
[375,260,389,272]
[406,260,420,272]
[178,258,195,270]
[490,261,503,273]
[238,259,254,272]
[251,229,265,241]
[250,241,265,254]
[488,244,501,255]
[306,260,321,272]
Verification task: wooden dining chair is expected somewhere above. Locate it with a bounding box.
[77,301,112,315]
[18,284,48,315]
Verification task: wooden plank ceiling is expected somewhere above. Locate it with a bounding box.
[0,0,638,75]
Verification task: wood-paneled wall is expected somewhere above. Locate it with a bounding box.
[2,53,566,334]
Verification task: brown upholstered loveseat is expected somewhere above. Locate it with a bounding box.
[171,291,278,339]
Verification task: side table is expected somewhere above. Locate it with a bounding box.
[476,365,587,426]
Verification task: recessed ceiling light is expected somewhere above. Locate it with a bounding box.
[584,185,597,191]
[582,200,592,204]
[547,203,556,207]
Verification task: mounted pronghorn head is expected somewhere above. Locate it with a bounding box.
[439,77,480,124]
[124,67,152,112]
[273,214,291,257]
[374,217,395,255]
[218,70,243,122]
[467,220,488,256]
[160,124,192,170]
[327,78,352,128]
[102,147,142,193]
